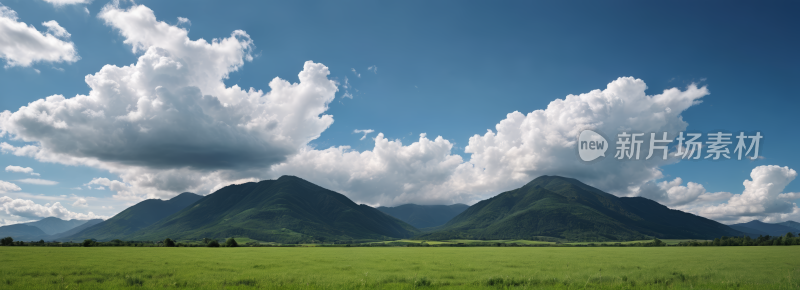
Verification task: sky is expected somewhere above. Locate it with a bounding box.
[0,0,798,226]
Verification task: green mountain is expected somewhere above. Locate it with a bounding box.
[24,217,89,235]
[0,224,47,241]
[377,204,469,229]
[126,176,418,243]
[65,192,202,241]
[730,220,799,237]
[421,175,742,241]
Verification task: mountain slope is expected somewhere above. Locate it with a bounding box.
[778,221,800,231]
[377,204,469,229]
[24,217,89,235]
[65,192,202,241]
[422,175,742,241]
[730,220,799,237]
[127,176,418,243]
[0,224,47,241]
[49,219,104,241]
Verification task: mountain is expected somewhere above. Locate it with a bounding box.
[778,221,800,231]
[421,175,742,241]
[0,224,47,241]
[125,176,418,243]
[23,217,89,235]
[377,204,469,229]
[730,220,799,237]
[64,192,202,241]
[49,219,104,241]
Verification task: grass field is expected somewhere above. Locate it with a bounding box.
[1,247,798,289]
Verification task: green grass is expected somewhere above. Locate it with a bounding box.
[1,247,799,289]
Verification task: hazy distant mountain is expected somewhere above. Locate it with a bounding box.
[730,220,799,237]
[377,204,469,229]
[49,219,104,241]
[64,192,202,241]
[778,221,800,231]
[420,175,742,241]
[126,176,418,243]
[24,217,90,235]
[0,224,47,241]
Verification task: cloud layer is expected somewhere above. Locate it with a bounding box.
[0,196,103,220]
[0,4,79,67]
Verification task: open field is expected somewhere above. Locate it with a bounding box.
[368,239,704,246]
[1,247,799,289]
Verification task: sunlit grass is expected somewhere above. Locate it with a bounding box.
[1,246,798,289]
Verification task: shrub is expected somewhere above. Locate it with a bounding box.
[226,238,238,247]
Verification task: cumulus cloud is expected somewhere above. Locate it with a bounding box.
[72,197,87,207]
[692,165,799,223]
[43,0,92,6]
[0,196,104,220]
[15,178,58,185]
[354,129,374,140]
[0,4,79,67]
[0,180,21,193]
[0,4,337,199]
[5,165,39,176]
[634,177,732,207]
[271,77,709,206]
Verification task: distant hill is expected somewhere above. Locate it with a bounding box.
[49,219,104,241]
[64,192,202,241]
[0,224,47,241]
[730,220,799,237]
[125,176,418,243]
[377,204,469,229]
[23,217,89,235]
[778,221,800,231]
[420,175,742,241]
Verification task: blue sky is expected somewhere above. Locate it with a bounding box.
[0,0,797,224]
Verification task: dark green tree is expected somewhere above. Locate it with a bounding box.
[207,240,220,247]
[1,237,13,246]
[82,239,95,247]
[225,238,238,247]
[164,238,176,247]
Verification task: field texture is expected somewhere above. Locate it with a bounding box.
[1,247,799,289]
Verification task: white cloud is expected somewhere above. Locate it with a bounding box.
[177,17,190,26]
[0,4,338,200]
[0,196,105,220]
[5,165,40,176]
[269,77,709,206]
[84,7,90,15]
[0,4,79,67]
[72,197,87,207]
[693,165,799,223]
[15,178,58,186]
[41,20,70,38]
[353,129,374,140]
[0,180,21,193]
[367,65,377,74]
[43,0,92,6]
[633,177,732,207]
[351,68,360,78]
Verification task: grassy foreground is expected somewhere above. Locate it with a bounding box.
[1,247,798,289]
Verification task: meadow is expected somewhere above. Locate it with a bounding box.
[1,246,798,289]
